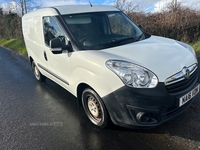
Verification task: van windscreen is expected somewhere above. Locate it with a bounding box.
[62,11,145,50]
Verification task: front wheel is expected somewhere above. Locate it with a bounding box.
[82,88,111,128]
[31,61,46,82]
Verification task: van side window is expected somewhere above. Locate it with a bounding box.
[43,17,66,46]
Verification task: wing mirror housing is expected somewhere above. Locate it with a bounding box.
[50,37,72,54]
[50,37,63,54]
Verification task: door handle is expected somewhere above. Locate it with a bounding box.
[44,51,48,61]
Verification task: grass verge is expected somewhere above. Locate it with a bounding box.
[0,38,27,55]
[190,41,200,52]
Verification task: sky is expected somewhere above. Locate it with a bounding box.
[0,0,200,13]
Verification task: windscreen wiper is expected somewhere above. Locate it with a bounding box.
[136,33,144,42]
[105,37,134,48]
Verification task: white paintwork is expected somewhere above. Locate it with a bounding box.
[54,5,119,15]
[22,15,46,77]
[22,8,59,20]
[102,36,197,82]
[22,5,197,98]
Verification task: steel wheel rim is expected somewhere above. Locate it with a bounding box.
[34,66,39,77]
[33,63,40,80]
[87,95,102,122]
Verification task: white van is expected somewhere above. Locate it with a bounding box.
[22,5,199,128]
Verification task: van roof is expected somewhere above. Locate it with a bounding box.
[22,5,119,19]
[54,5,119,14]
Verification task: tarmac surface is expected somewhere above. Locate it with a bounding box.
[0,46,200,150]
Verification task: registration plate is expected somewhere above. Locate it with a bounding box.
[179,85,199,107]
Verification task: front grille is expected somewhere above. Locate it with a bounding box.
[165,69,198,93]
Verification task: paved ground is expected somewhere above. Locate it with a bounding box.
[0,46,200,150]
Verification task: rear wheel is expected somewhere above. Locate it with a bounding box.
[82,88,111,128]
[31,61,46,82]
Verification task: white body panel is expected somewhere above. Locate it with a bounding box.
[22,7,60,78]
[102,36,197,82]
[22,5,125,98]
[69,51,124,96]
[54,5,119,15]
[22,5,197,98]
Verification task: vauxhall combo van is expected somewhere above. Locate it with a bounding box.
[22,5,199,128]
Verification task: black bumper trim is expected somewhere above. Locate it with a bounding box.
[102,81,199,129]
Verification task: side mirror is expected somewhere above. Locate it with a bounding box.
[50,37,63,54]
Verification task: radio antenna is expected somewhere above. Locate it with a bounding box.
[89,0,92,7]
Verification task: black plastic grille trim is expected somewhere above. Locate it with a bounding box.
[166,69,198,93]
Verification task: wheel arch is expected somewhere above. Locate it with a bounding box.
[77,83,91,107]
[29,56,34,65]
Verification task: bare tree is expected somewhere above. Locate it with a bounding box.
[12,0,30,16]
[114,0,144,15]
[3,0,41,16]
[167,0,181,12]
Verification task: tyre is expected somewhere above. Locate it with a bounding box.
[31,61,46,82]
[82,88,111,128]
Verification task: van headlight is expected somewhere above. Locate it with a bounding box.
[106,60,158,88]
[176,41,196,56]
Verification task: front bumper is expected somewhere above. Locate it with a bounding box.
[102,80,199,129]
